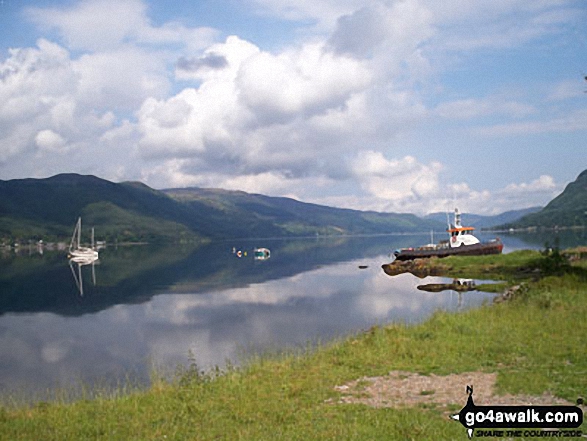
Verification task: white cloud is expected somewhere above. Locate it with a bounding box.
[0,39,74,122]
[502,174,557,195]
[0,40,78,162]
[548,80,586,101]
[237,43,371,123]
[351,151,442,202]
[174,35,261,83]
[454,175,561,215]
[435,98,536,120]
[427,0,581,50]
[0,0,217,178]
[430,175,561,216]
[475,109,587,137]
[252,0,580,53]
[313,157,562,216]
[25,0,218,52]
[249,0,362,30]
[137,35,375,181]
[0,0,582,219]
[72,49,170,111]
[35,129,67,152]
[26,0,149,51]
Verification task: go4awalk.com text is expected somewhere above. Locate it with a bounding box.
[451,386,583,439]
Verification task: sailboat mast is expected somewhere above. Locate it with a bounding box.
[69,217,80,253]
[78,217,82,248]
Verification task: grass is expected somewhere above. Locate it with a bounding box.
[420,249,546,281]
[1,252,586,440]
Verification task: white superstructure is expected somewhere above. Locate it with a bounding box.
[447,208,480,248]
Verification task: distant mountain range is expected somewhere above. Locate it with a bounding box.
[0,174,441,243]
[1,170,584,243]
[162,187,442,239]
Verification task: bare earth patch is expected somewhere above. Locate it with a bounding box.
[333,371,573,410]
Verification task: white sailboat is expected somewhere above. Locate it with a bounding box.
[68,217,99,259]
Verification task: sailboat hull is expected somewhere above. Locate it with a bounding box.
[69,248,99,259]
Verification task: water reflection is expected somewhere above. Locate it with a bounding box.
[69,256,99,296]
[416,278,476,293]
[0,232,582,400]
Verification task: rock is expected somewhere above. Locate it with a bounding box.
[494,284,525,303]
[381,259,446,278]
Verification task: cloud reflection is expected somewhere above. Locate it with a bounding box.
[0,253,494,400]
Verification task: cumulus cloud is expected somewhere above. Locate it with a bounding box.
[448,175,561,215]
[351,151,442,203]
[313,153,562,216]
[73,49,170,111]
[0,0,582,218]
[0,40,79,161]
[328,6,389,57]
[0,0,216,179]
[137,35,374,179]
[501,175,557,197]
[236,42,371,123]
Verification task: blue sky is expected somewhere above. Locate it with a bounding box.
[0,0,586,215]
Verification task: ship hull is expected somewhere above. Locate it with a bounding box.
[394,240,503,261]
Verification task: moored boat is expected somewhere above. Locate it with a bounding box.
[393,208,503,261]
[253,247,271,260]
[68,217,99,260]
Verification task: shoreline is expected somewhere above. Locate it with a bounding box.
[1,249,586,439]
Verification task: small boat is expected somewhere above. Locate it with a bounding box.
[68,217,99,260]
[393,208,503,261]
[253,247,270,260]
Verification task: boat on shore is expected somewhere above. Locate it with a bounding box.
[68,217,99,260]
[393,208,503,261]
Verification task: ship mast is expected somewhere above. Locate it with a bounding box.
[454,208,462,228]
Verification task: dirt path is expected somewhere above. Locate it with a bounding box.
[333,371,574,410]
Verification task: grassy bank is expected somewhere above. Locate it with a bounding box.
[1,251,586,440]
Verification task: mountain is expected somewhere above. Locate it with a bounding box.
[0,174,201,243]
[424,206,542,230]
[163,187,442,238]
[502,169,587,229]
[0,174,443,243]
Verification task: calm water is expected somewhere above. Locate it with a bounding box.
[0,230,585,400]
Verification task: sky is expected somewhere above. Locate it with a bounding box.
[0,0,585,215]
